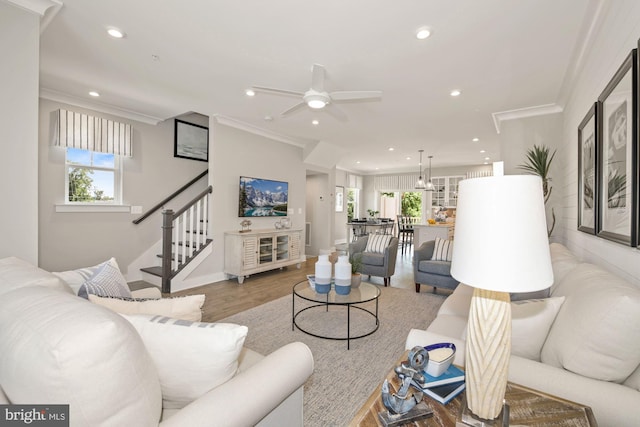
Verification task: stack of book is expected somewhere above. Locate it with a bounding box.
[412,365,466,405]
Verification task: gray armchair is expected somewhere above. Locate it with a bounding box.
[349,235,399,286]
[413,240,459,293]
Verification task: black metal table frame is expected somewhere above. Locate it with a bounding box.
[291,282,380,349]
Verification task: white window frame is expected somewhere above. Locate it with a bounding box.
[63,148,124,207]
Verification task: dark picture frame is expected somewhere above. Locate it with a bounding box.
[596,48,638,246]
[578,103,597,234]
[174,119,209,162]
[335,186,344,212]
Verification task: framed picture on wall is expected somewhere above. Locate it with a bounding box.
[596,48,638,246]
[174,119,209,162]
[577,103,597,234]
[335,186,344,212]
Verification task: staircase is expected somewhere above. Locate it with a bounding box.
[140,185,212,293]
[133,171,212,293]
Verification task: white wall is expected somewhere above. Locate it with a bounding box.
[38,99,206,273]
[305,174,331,256]
[197,121,306,279]
[558,0,640,286]
[334,169,348,244]
[0,3,39,263]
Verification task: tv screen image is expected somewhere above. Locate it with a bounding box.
[239,176,288,217]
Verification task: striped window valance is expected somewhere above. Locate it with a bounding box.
[53,109,133,157]
[374,174,421,191]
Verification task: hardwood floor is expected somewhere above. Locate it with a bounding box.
[143,245,433,323]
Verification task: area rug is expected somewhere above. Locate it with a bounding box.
[220,285,446,426]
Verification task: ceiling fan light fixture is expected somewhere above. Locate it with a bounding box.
[306,95,327,109]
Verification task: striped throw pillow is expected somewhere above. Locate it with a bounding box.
[431,237,453,261]
[365,234,393,254]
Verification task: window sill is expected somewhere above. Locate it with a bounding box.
[55,204,131,213]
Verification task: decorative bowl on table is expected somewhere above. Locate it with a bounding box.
[424,342,456,377]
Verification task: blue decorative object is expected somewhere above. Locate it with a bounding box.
[335,284,351,295]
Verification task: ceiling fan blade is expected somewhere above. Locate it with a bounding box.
[280,101,307,117]
[310,64,326,92]
[252,86,304,98]
[329,90,382,101]
[324,104,348,122]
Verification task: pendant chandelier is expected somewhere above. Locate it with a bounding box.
[425,155,435,191]
[415,150,426,189]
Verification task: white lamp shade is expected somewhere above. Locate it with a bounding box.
[450,175,553,293]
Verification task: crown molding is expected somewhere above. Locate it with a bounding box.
[39,88,165,125]
[213,115,312,148]
[491,103,563,134]
[6,0,63,33]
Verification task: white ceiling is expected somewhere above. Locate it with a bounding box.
[38,0,596,173]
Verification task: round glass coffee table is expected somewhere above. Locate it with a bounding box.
[292,280,380,349]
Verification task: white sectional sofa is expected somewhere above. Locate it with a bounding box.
[406,243,640,427]
[0,256,314,427]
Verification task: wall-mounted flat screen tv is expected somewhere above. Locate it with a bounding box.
[239,176,288,217]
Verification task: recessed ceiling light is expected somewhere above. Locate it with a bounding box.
[484,161,489,165]
[264,115,273,121]
[480,150,486,153]
[388,147,394,151]
[356,161,361,164]
[375,167,379,170]
[88,91,100,97]
[472,137,479,142]
[450,90,461,97]
[484,157,490,161]
[245,89,255,97]
[406,157,411,160]
[106,27,125,39]
[312,120,319,125]
[416,26,432,40]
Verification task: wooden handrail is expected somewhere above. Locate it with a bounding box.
[172,185,212,219]
[133,170,208,224]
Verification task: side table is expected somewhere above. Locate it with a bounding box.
[349,352,598,427]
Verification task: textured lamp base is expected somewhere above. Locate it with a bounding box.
[457,394,509,427]
[465,288,511,419]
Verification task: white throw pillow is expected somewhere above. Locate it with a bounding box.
[89,294,205,322]
[0,287,162,426]
[77,260,132,300]
[431,237,453,261]
[510,296,565,361]
[122,314,248,409]
[541,263,640,382]
[365,234,392,254]
[53,258,119,295]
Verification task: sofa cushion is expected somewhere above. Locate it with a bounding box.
[510,296,565,361]
[89,294,205,322]
[53,257,120,295]
[0,257,72,296]
[122,314,248,409]
[77,259,133,300]
[541,263,640,382]
[364,234,392,254]
[624,363,640,392]
[431,237,453,261]
[548,243,580,292]
[0,286,162,426]
[418,259,452,276]
[361,252,385,266]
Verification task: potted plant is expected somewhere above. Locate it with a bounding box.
[367,209,380,223]
[350,254,363,288]
[518,144,556,237]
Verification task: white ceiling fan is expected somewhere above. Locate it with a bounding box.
[251,64,382,121]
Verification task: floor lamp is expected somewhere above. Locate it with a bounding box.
[450,172,553,426]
